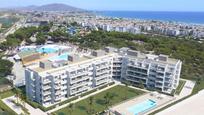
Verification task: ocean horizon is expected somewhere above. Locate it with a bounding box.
[97,11,204,24]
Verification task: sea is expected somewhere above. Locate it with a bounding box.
[98,11,204,24]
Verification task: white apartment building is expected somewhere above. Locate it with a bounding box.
[25,47,182,106]
[25,50,114,107]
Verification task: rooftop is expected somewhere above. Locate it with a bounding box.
[30,51,115,74]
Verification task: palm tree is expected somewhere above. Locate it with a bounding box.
[67,103,74,115]
[13,88,21,104]
[20,93,26,108]
[139,80,145,89]
[104,92,114,114]
[87,96,95,114]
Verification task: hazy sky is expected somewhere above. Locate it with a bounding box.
[0,0,204,11]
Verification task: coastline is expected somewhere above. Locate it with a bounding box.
[94,11,204,25]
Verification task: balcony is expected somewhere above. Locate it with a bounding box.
[43,91,51,96]
[156,80,163,84]
[95,75,109,81]
[70,76,89,84]
[88,67,94,71]
[70,72,88,78]
[127,73,147,80]
[155,84,163,88]
[96,79,109,86]
[96,70,109,76]
[127,70,148,76]
[61,80,67,85]
[157,69,165,73]
[55,85,61,90]
[54,80,60,84]
[43,80,51,84]
[70,82,88,90]
[43,96,51,102]
[54,97,61,101]
[55,91,61,96]
[113,64,122,67]
[156,75,164,79]
[42,85,51,90]
[128,64,149,69]
[96,65,109,70]
[71,86,89,95]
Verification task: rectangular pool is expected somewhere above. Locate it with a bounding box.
[49,53,69,62]
[127,99,156,115]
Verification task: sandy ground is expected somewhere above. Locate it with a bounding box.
[157,90,204,115]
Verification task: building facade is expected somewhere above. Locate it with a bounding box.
[25,48,182,106]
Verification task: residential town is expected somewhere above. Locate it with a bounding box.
[0,3,203,115]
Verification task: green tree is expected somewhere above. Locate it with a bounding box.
[13,88,21,104]
[36,32,47,45]
[67,103,74,115]
[0,59,13,77]
[104,92,114,113]
[86,96,95,114]
[138,80,145,89]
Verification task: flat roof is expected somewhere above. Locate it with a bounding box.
[31,53,115,73]
[126,53,179,65]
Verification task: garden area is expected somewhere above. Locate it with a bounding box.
[175,80,186,95]
[0,90,16,115]
[53,85,145,115]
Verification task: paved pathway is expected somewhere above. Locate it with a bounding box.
[2,96,46,115]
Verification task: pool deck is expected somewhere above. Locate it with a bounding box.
[23,53,57,66]
[110,93,173,115]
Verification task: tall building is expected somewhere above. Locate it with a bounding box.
[25,47,182,107]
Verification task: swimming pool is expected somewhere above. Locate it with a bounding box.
[49,53,69,62]
[36,47,58,54]
[127,99,156,115]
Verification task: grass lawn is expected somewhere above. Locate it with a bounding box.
[175,80,186,95]
[54,85,145,115]
[0,90,17,115]
[0,90,15,99]
[192,80,204,95]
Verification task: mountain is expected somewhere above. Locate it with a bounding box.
[35,3,83,11]
[3,3,83,12]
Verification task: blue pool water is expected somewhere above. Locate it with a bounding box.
[127,100,156,115]
[36,47,58,54]
[49,53,69,62]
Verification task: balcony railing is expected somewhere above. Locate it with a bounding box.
[43,91,51,96]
